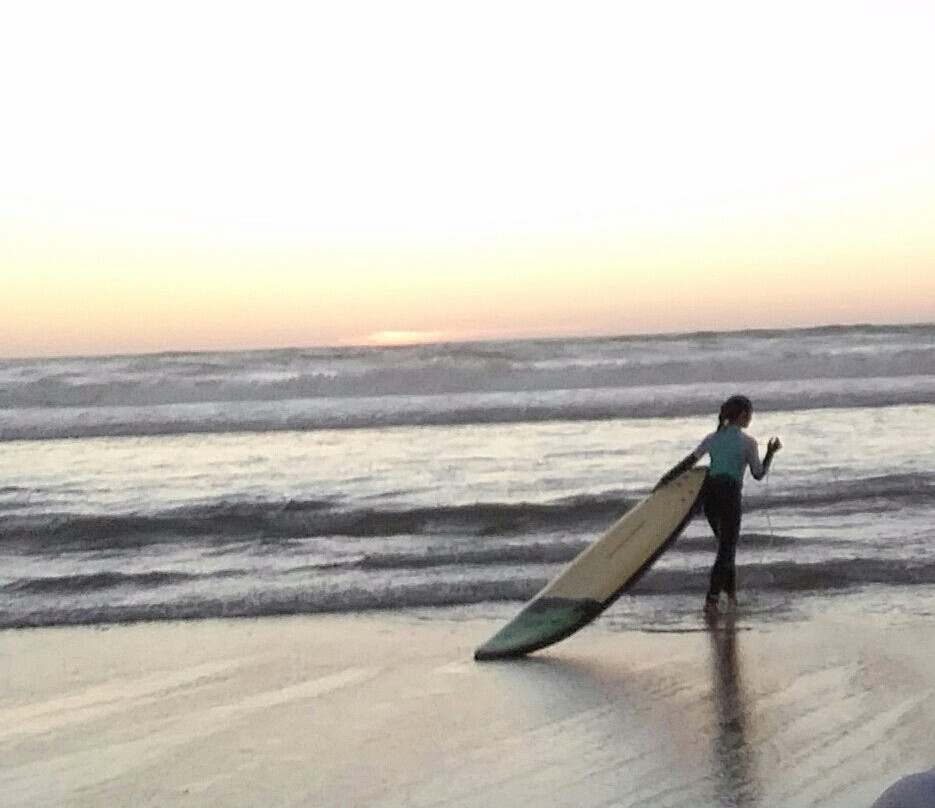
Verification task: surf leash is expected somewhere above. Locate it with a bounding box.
[754,469,779,592]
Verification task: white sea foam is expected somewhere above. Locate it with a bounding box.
[1,325,932,440]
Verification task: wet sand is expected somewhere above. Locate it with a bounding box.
[3,610,934,807]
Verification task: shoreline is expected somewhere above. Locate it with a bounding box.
[5,610,935,807]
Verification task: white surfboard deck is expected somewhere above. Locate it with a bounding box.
[474,468,706,660]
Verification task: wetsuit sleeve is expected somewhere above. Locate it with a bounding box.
[745,436,766,479]
[693,432,713,459]
[654,453,698,490]
[655,433,710,490]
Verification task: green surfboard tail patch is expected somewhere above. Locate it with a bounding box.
[473,597,602,661]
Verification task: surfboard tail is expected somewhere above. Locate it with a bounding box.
[472,468,707,661]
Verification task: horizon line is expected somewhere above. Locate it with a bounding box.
[1,317,932,363]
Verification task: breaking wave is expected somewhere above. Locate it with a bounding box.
[2,323,932,440]
[1,472,928,551]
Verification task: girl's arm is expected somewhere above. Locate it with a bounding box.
[751,437,782,481]
[654,432,713,490]
[654,453,699,490]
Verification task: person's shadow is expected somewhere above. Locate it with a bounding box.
[707,613,759,808]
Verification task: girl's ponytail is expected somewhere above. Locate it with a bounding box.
[717,395,753,431]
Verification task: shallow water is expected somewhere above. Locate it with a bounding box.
[1,324,933,628]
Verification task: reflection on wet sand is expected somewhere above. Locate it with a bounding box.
[707,613,759,808]
[480,623,761,808]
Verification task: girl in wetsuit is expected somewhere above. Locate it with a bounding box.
[656,395,782,615]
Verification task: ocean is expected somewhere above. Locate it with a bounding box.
[1,323,933,631]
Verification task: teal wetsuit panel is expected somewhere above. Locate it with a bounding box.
[707,427,747,484]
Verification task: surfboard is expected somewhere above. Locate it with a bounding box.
[474,467,706,660]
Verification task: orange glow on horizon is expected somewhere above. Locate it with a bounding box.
[365,330,447,347]
[0,219,933,357]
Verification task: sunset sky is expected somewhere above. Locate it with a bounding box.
[2,0,934,357]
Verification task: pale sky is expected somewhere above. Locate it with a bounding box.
[2,0,934,356]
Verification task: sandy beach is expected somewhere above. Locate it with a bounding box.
[3,610,934,808]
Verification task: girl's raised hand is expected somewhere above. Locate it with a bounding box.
[767,437,783,453]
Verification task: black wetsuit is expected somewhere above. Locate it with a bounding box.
[692,426,766,604]
[703,475,742,601]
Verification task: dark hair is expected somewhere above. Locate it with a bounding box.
[717,395,752,430]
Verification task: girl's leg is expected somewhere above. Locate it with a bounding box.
[704,484,727,604]
[704,478,741,606]
[708,528,732,602]
[721,487,742,600]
